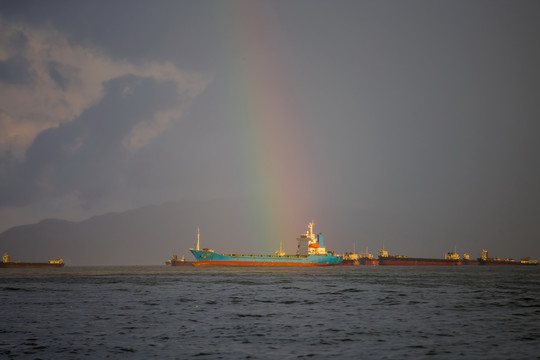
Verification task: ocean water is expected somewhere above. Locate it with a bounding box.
[1,266,539,359]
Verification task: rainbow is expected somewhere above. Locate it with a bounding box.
[213,2,319,252]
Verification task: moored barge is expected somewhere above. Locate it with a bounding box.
[165,254,195,266]
[1,253,64,268]
[378,249,462,266]
[478,249,538,266]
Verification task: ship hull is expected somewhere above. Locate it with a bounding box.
[191,250,342,267]
[166,260,195,266]
[193,261,338,267]
[478,259,538,266]
[0,262,64,268]
[359,258,379,265]
[339,259,360,266]
[462,260,480,265]
[379,257,462,266]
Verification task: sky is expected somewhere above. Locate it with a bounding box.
[1,0,539,259]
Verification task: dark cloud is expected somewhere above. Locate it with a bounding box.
[3,28,29,52]
[48,61,80,90]
[0,29,35,84]
[0,2,219,71]
[0,74,180,207]
[0,55,34,84]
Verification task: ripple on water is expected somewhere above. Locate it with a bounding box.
[1,266,540,359]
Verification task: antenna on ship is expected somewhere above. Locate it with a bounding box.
[197,226,200,251]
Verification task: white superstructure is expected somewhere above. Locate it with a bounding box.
[296,221,327,256]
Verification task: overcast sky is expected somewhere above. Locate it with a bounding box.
[1,0,539,258]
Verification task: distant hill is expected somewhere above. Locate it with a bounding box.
[0,198,296,266]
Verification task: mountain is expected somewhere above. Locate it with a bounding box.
[0,198,292,266]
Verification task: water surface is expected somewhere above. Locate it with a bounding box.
[1,266,539,359]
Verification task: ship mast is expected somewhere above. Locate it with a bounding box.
[197,226,200,251]
[275,238,286,257]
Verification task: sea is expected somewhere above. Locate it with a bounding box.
[1,266,539,359]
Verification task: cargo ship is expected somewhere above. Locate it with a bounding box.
[378,248,462,266]
[340,245,379,265]
[340,242,360,265]
[190,222,342,267]
[340,252,360,265]
[358,247,379,265]
[1,253,64,268]
[478,249,538,266]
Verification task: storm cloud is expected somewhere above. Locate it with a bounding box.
[1,74,183,206]
[0,18,209,159]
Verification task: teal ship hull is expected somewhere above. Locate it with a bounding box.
[190,249,342,266]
